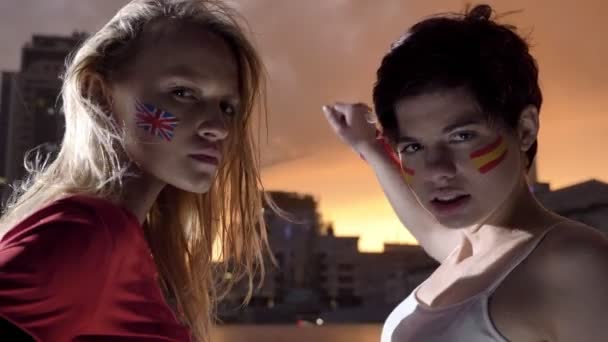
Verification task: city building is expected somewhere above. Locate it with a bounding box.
[221,191,322,316]
[534,179,608,234]
[219,190,440,323]
[0,72,16,203]
[1,33,86,196]
[359,244,438,307]
[0,72,15,181]
[318,242,438,323]
[315,227,361,308]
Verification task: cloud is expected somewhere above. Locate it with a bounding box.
[1,0,607,249]
[0,0,124,71]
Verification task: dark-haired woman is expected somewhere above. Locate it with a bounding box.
[323,5,608,342]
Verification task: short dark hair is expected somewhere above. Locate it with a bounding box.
[373,4,542,166]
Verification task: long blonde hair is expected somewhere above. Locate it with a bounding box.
[0,1,272,340]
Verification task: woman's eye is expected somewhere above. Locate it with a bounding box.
[451,132,476,142]
[220,101,237,117]
[170,87,197,100]
[400,143,422,154]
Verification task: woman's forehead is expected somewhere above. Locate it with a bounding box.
[128,20,239,83]
[395,88,486,129]
[140,20,232,57]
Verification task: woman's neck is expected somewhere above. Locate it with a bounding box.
[462,177,561,257]
[115,171,166,224]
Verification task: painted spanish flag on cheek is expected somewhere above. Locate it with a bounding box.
[470,135,508,174]
[402,165,415,184]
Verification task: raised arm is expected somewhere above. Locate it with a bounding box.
[322,102,461,261]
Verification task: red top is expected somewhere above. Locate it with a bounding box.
[0,195,192,341]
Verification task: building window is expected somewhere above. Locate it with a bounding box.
[338,263,354,272]
[275,252,284,267]
[338,288,354,297]
[34,98,46,109]
[338,276,354,283]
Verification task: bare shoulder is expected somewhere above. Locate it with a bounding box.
[529,221,608,337]
[536,220,608,271]
[491,221,608,341]
[501,220,608,297]
[531,219,608,301]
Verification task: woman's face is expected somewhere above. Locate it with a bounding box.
[109,19,240,193]
[394,87,531,228]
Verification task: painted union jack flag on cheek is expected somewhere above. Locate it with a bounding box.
[134,101,180,141]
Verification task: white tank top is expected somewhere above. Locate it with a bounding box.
[381,224,560,342]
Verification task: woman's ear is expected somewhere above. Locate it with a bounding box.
[517,105,539,153]
[83,72,114,115]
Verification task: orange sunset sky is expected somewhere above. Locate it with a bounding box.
[248,0,608,251]
[1,0,606,252]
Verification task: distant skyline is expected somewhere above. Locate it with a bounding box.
[1,0,607,251]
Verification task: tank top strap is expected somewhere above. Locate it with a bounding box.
[485,220,565,294]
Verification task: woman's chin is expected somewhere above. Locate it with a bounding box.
[168,177,214,195]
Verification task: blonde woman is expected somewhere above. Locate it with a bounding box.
[0,0,272,341]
